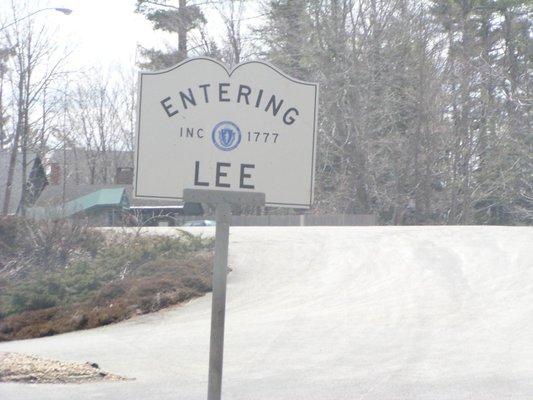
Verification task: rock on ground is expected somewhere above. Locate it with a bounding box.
[0,352,128,383]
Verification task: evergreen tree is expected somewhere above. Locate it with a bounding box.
[136,0,207,70]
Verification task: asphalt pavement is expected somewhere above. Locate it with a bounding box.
[1,226,532,400]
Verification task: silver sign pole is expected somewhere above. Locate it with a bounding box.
[183,189,265,400]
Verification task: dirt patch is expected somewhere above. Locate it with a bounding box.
[0,352,128,383]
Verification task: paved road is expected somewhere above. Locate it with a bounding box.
[1,226,532,399]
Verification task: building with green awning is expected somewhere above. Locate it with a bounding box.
[27,186,130,225]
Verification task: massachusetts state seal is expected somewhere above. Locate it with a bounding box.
[211,121,241,151]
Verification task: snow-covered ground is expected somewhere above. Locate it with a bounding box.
[1,226,532,399]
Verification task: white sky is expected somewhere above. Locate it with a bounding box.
[1,0,263,72]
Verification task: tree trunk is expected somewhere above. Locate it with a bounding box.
[2,73,24,215]
[178,0,188,60]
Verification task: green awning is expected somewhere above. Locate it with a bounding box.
[27,188,129,219]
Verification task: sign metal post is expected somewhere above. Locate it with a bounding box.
[184,189,265,400]
[134,58,317,399]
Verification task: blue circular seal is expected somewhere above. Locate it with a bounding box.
[211,121,241,151]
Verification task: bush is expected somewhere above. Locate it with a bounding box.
[0,217,214,341]
[0,216,22,256]
[0,217,103,276]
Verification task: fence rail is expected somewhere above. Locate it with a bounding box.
[174,214,376,226]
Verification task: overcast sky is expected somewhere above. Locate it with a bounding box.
[1,0,263,73]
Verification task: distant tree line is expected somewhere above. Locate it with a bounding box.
[136,0,531,225]
[0,0,530,224]
[264,0,532,225]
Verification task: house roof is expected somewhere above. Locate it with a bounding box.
[35,183,184,208]
[47,147,134,187]
[73,188,128,210]
[28,187,129,219]
[34,184,127,207]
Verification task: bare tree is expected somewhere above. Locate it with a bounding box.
[67,69,123,185]
[215,0,248,66]
[114,67,137,159]
[1,0,69,215]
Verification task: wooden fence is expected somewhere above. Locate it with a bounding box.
[175,214,376,226]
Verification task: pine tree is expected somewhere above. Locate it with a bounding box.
[136,0,206,70]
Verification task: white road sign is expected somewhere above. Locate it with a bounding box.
[134,57,318,208]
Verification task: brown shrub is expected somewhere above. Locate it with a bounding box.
[1,219,214,341]
[0,252,214,341]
